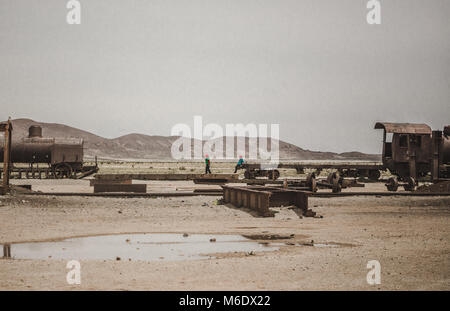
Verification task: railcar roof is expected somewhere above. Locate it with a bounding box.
[374,122,432,134]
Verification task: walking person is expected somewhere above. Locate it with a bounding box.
[234,155,245,173]
[205,154,212,174]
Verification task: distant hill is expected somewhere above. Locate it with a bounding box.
[7,118,381,161]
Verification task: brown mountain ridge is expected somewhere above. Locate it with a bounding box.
[6,118,380,161]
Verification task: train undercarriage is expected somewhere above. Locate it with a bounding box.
[0,162,98,179]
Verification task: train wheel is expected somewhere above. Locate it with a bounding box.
[332,178,341,193]
[386,177,399,192]
[306,173,317,192]
[403,177,416,191]
[272,170,280,180]
[326,172,334,184]
[368,170,381,181]
[326,172,341,193]
[327,171,339,184]
[53,163,73,179]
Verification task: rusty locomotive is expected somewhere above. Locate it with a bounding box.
[375,122,450,191]
[0,125,97,179]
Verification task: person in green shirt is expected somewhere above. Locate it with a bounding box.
[234,156,245,173]
[205,155,212,174]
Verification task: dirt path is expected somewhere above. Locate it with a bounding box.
[0,191,449,290]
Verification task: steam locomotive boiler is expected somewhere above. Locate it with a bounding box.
[375,122,450,191]
[0,125,97,179]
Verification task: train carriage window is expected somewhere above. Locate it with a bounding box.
[416,136,422,147]
[399,135,408,148]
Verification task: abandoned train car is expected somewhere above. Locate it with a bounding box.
[375,122,450,190]
[0,125,97,178]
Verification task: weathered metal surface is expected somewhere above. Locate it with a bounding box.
[278,163,383,170]
[416,180,450,193]
[278,163,383,181]
[239,164,281,180]
[0,164,98,180]
[222,185,310,218]
[374,122,432,134]
[0,125,92,179]
[193,188,223,193]
[93,183,147,193]
[0,119,12,194]
[28,125,42,138]
[376,122,450,186]
[0,127,84,165]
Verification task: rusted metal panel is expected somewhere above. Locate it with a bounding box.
[374,122,432,134]
[416,180,450,193]
[28,125,42,138]
[375,122,450,187]
[51,142,83,165]
[0,127,84,165]
[221,185,310,218]
[93,183,147,193]
[1,119,12,194]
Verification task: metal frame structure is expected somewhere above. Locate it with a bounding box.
[222,185,310,217]
[0,119,12,195]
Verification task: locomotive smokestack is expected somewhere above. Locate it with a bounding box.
[28,125,42,138]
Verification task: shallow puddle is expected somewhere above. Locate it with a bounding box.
[1,233,278,261]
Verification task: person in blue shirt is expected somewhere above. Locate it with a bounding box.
[234,156,245,173]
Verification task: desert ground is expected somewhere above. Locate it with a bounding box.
[0,162,449,290]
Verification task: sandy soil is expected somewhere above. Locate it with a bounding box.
[0,180,449,291]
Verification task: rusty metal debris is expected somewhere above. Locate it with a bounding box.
[239,163,382,181]
[278,163,383,181]
[0,119,12,194]
[236,164,280,180]
[415,180,450,193]
[222,185,311,218]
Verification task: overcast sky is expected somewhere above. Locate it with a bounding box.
[0,0,449,153]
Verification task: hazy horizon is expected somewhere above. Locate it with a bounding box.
[1,0,449,154]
